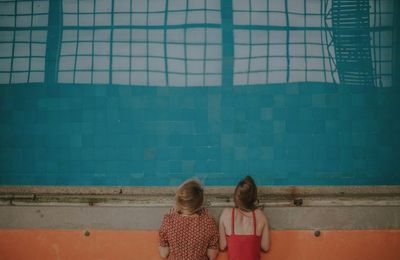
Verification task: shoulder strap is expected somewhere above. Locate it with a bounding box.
[231,208,235,235]
[252,210,257,235]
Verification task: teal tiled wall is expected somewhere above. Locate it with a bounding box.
[0,0,399,186]
[0,83,399,185]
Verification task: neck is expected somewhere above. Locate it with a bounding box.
[237,207,253,214]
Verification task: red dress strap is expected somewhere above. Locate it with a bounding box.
[252,210,257,235]
[226,208,262,260]
[231,208,235,235]
[232,208,256,235]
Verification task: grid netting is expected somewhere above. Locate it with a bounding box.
[369,0,394,87]
[59,29,111,84]
[0,0,396,87]
[233,0,338,85]
[0,0,48,27]
[0,0,48,84]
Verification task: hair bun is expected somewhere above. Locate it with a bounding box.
[234,176,258,211]
[243,176,256,186]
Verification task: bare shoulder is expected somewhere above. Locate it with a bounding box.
[220,208,231,223]
[255,208,268,223]
[222,207,231,215]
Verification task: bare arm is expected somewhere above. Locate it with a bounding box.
[260,213,270,252]
[219,209,228,251]
[159,246,170,258]
[207,248,218,260]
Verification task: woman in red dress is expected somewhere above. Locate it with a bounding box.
[219,176,270,260]
[159,179,219,260]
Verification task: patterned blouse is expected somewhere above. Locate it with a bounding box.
[159,208,219,260]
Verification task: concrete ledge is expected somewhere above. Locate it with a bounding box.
[1,193,400,207]
[1,186,399,230]
[1,185,400,196]
[1,185,400,207]
[0,205,399,230]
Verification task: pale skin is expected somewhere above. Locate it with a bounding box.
[219,207,270,252]
[159,208,218,260]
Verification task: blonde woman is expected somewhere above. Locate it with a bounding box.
[159,179,219,260]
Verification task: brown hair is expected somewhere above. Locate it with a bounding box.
[175,179,204,214]
[234,176,258,211]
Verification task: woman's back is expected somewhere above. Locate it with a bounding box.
[218,175,270,259]
[223,208,266,236]
[159,179,219,260]
[160,208,219,260]
[219,208,269,260]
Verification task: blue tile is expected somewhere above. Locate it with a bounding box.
[0,85,399,185]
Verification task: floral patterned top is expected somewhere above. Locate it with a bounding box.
[159,208,219,260]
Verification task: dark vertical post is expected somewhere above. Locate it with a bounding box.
[44,0,62,85]
[221,0,233,88]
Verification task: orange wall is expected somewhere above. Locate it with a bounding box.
[1,229,399,260]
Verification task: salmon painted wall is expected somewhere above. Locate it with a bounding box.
[1,229,399,260]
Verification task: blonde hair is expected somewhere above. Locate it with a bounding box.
[175,178,204,214]
[234,176,258,211]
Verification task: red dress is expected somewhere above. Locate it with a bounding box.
[226,208,262,260]
[159,208,219,260]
